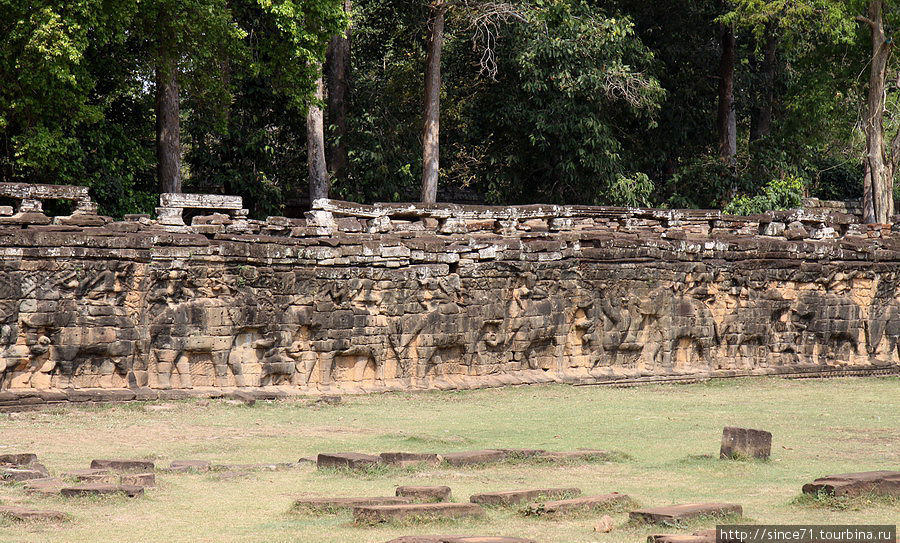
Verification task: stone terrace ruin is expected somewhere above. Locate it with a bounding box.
[0,183,898,405]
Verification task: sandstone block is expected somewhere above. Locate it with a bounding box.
[317,452,381,470]
[802,471,900,497]
[60,483,145,497]
[470,487,580,506]
[720,427,772,459]
[396,486,452,502]
[0,505,67,522]
[354,503,484,525]
[2,467,49,482]
[440,450,507,466]
[120,473,156,487]
[90,459,155,472]
[168,460,211,472]
[380,452,441,466]
[522,493,630,516]
[0,453,38,466]
[629,503,742,523]
[293,496,412,513]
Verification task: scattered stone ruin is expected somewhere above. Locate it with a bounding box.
[0,183,898,404]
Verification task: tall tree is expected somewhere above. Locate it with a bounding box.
[308,75,330,201]
[325,0,352,181]
[717,21,737,161]
[155,9,181,193]
[420,0,445,203]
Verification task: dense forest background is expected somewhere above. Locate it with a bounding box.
[1,0,897,220]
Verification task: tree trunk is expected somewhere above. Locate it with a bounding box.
[860,1,894,223]
[325,0,351,180]
[308,75,330,202]
[717,23,737,162]
[749,24,777,144]
[420,1,445,204]
[155,26,181,194]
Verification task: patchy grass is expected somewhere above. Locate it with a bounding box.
[0,376,897,543]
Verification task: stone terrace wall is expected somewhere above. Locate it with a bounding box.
[0,186,898,405]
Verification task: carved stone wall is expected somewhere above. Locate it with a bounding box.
[0,188,898,404]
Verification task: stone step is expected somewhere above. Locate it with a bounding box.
[60,483,145,498]
[630,503,742,523]
[380,452,441,466]
[0,505,67,522]
[470,487,580,506]
[396,486,452,502]
[802,471,900,498]
[90,459,155,472]
[522,492,630,516]
[293,496,412,513]
[317,452,380,470]
[354,502,484,525]
[385,537,536,543]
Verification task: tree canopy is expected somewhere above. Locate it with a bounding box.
[0,0,895,221]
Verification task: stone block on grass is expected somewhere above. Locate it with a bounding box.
[120,473,156,487]
[168,460,211,473]
[90,459,155,472]
[521,492,630,516]
[317,452,380,470]
[470,487,580,506]
[396,486,452,502]
[60,483,144,498]
[354,502,484,525]
[802,471,900,498]
[440,450,507,467]
[0,454,38,466]
[292,496,412,513]
[380,452,441,467]
[720,427,772,460]
[0,505,67,522]
[629,503,742,523]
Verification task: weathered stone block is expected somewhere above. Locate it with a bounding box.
[802,471,900,497]
[470,487,580,506]
[293,496,411,513]
[380,452,441,466]
[396,486,452,502]
[720,427,772,459]
[60,483,145,497]
[317,452,380,470]
[0,505,67,522]
[90,459,155,472]
[354,502,484,525]
[522,493,630,516]
[629,503,742,523]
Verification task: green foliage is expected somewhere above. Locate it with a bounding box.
[724,175,805,215]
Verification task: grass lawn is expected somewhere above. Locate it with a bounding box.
[0,376,897,542]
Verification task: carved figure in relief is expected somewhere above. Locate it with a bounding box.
[506,272,565,371]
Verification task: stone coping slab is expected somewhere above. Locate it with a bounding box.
[470,487,580,506]
[385,537,536,543]
[317,452,381,469]
[60,483,145,497]
[90,459,155,472]
[522,492,630,516]
[440,450,508,466]
[0,505,68,522]
[293,496,412,512]
[380,452,441,466]
[802,471,900,497]
[354,502,484,525]
[396,486,452,502]
[647,529,717,543]
[630,503,742,523]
